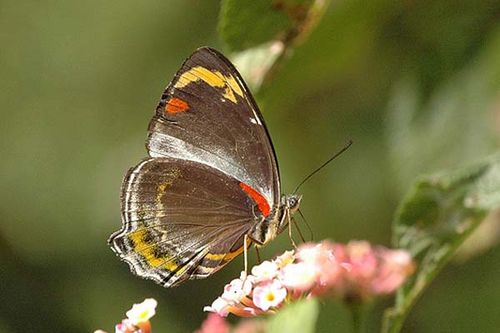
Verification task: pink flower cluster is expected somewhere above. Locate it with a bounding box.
[204,241,415,317]
[94,298,157,333]
[194,313,266,333]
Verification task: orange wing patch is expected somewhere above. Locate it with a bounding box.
[165,97,189,114]
[239,182,271,217]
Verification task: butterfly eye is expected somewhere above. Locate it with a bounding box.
[286,195,302,212]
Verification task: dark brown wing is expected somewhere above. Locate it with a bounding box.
[147,47,280,211]
[109,158,256,287]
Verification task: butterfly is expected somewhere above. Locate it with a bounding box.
[109,47,301,287]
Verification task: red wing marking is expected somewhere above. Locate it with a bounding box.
[239,182,270,217]
[165,97,189,114]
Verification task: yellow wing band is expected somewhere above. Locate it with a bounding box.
[174,66,244,103]
[128,227,180,272]
[205,239,251,262]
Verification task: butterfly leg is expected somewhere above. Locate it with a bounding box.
[255,246,262,264]
[243,234,249,277]
[292,217,306,243]
[287,211,298,249]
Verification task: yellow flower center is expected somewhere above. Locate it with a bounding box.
[266,292,275,302]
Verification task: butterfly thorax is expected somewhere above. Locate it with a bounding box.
[248,194,302,246]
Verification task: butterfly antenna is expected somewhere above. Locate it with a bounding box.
[293,140,353,194]
[297,208,314,241]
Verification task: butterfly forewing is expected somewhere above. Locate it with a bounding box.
[147,47,280,207]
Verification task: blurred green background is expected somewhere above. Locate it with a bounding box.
[1,1,500,332]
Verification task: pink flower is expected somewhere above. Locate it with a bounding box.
[194,313,230,333]
[274,250,295,268]
[252,280,287,311]
[203,240,415,317]
[203,297,232,317]
[297,242,341,291]
[126,298,157,325]
[94,298,157,333]
[114,318,151,333]
[370,248,415,294]
[204,295,259,317]
[342,241,378,280]
[115,320,136,333]
[251,260,279,282]
[332,241,415,301]
[279,262,317,292]
[222,277,253,302]
[194,316,266,333]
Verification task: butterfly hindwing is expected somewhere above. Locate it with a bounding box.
[147,47,280,209]
[110,158,255,287]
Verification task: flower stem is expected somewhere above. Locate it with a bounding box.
[346,298,365,333]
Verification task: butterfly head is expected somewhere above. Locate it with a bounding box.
[274,193,302,236]
[284,194,302,214]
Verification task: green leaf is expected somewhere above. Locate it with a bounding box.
[219,0,329,52]
[219,0,293,52]
[220,0,331,92]
[266,298,319,333]
[382,153,500,333]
